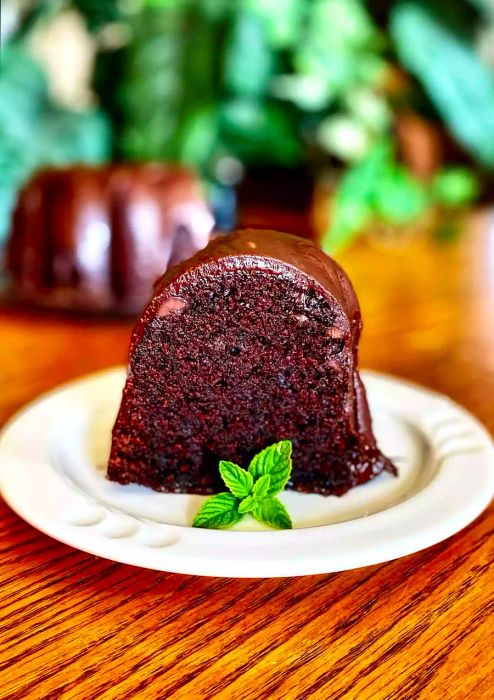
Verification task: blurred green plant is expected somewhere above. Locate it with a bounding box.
[0,41,110,241]
[1,0,493,248]
[391,0,494,167]
[323,140,479,251]
[98,2,302,173]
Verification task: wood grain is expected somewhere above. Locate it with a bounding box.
[1,211,494,699]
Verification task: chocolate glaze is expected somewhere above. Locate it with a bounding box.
[108,229,396,496]
[153,229,360,320]
[6,164,214,314]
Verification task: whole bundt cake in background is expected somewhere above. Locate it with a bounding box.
[108,229,395,496]
[5,164,214,314]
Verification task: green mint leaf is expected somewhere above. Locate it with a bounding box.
[219,460,253,498]
[238,494,255,514]
[252,474,271,500]
[248,440,292,495]
[252,497,293,530]
[191,441,295,529]
[192,492,242,529]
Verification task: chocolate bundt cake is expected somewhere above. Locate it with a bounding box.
[108,229,395,496]
[6,164,214,314]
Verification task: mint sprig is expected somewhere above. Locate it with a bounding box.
[191,492,243,529]
[249,441,292,494]
[218,460,253,498]
[192,441,293,530]
[252,497,292,530]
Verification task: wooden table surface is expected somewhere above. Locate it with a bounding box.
[1,213,494,699]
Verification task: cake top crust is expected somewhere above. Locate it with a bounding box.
[151,229,360,324]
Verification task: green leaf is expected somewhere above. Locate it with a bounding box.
[391,0,494,168]
[243,0,302,48]
[252,497,293,530]
[252,474,272,500]
[345,87,391,133]
[295,0,385,98]
[0,44,48,120]
[432,167,479,207]
[317,114,371,162]
[36,109,111,165]
[373,167,428,224]
[176,105,219,170]
[219,461,253,499]
[248,440,292,495]
[223,10,273,98]
[221,99,301,166]
[321,140,390,253]
[113,4,189,161]
[191,441,294,529]
[238,494,256,514]
[192,492,242,529]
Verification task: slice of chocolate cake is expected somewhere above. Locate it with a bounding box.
[108,229,395,496]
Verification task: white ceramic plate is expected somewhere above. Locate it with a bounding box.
[0,368,493,577]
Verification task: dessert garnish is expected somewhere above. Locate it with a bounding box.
[192,441,293,530]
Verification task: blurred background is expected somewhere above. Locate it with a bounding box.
[1,0,494,317]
